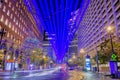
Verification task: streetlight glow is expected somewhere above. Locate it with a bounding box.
[43,55,46,59]
[32,50,36,53]
[72,55,76,59]
[68,59,72,62]
[106,26,114,34]
[80,48,85,53]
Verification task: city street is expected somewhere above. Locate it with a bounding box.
[0,0,120,80]
[0,67,119,80]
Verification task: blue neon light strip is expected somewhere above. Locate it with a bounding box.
[24,0,90,62]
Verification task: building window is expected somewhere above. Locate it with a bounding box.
[11,34,13,39]
[7,32,9,38]
[9,22,11,28]
[5,0,8,3]
[0,15,4,22]
[0,3,2,8]
[10,14,13,19]
[12,7,14,11]
[0,25,1,30]
[7,10,10,16]
[15,11,17,14]
[5,19,8,26]
[13,17,16,22]
[9,2,12,7]
[15,28,17,33]
[20,17,21,21]
[12,26,14,31]
[3,6,6,12]
[16,2,18,7]
[16,21,18,25]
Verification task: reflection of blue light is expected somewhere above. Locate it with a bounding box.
[109,61,118,74]
[30,64,34,70]
[5,62,18,70]
[86,67,90,70]
[86,59,90,62]
[85,55,91,71]
[30,64,33,67]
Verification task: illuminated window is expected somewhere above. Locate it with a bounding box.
[20,17,21,21]
[9,2,11,7]
[12,26,14,31]
[7,32,9,38]
[16,2,18,7]
[15,28,17,33]
[15,11,17,14]
[0,25,1,30]
[0,15,4,22]
[18,31,20,35]
[23,27,24,31]
[3,6,6,12]
[21,10,22,14]
[16,21,18,25]
[7,10,10,16]
[11,35,13,39]
[17,14,19,17]
[9,22,11,28]
[19,24,20,28]
[5,0,8,3]
[13,17,16,22]
[5,19,8,25]
[0,3,2,8]
[12,7,14,11]
[10,14,13,19]
[22,36,24,38]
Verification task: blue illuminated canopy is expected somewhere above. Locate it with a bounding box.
[24,0,90,62]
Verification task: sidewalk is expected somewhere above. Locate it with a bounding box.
[84,71,120,80]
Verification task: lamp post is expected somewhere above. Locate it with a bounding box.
[106,26,118,78]
[95,47,99,72]
[106,26,115,55]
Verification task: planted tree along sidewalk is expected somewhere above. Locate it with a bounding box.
[93,39,120,64]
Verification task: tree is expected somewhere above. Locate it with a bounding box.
[30,48,43,66]
[93,39,120,64]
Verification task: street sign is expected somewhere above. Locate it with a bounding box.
[111,54,117,61]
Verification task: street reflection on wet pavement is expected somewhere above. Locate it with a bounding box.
[0,68,119,80]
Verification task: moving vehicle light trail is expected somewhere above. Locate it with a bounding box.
[0,67,62,79]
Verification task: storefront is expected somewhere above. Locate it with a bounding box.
[5,59,18,70]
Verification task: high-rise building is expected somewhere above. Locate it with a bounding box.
[0,0,43,67]
[78,0,120,57]
[0,0,42,47]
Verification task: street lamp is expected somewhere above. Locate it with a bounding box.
[80,48,85,53]
[72,54,76,59]
[106,26,115,55]
[43,55,46,59]
[106,26,118,78]
[32,50,36,53]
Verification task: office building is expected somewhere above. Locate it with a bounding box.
[78,0,120,57]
